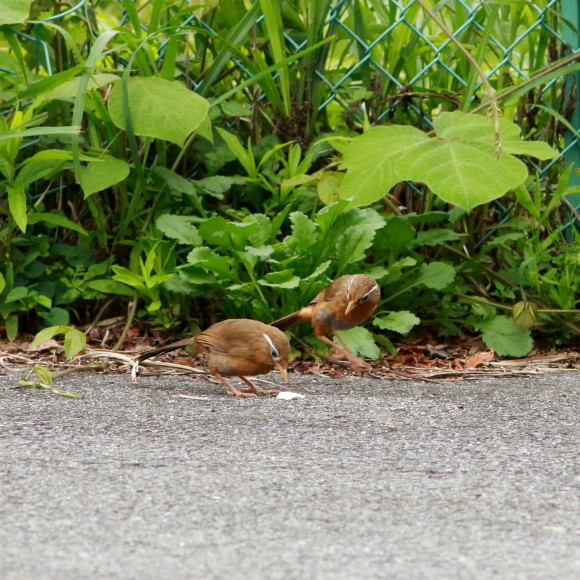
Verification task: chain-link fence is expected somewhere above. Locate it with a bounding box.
[197,0,577,230]
[12,0,580,229]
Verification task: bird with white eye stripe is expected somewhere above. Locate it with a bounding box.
[271,274,381,375]
[136,319,290,397]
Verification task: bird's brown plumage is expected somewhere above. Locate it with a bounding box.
[136,319,290,397]
[271,274,380,373]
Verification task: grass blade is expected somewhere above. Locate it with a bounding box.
[259,0,291,116]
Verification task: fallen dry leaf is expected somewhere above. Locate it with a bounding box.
[464,349,495,369]
[28,339,61,352]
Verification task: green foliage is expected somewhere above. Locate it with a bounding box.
[111,241,176,324]
[476,316,534,358]
[107,77,210,147]
[0,229,110,340]
[0,1,577,363]
[30,326,87,360]
[336,112,558,210]
[336,327,381,360]
[513,301,539,331]
[170,196,386,322]
[78,157,130,198]
[374,312,421,335]
[0,0,33,25]
[18,364,82,398]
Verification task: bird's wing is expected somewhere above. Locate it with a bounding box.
[310,287,331,304]
[194,332,228,354]
[195,319,267,355]
[314,275,350,303]
[193,319,242,354]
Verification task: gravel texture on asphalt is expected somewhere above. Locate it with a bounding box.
[1,368,578,579]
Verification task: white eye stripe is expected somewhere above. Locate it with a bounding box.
[345,276,354,298]
[361,284,379,300]
[262,333,280,360]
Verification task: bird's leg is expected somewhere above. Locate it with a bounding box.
[316,331,369,375]
[237,376,279,396]
[334,332,371,375]
[211,371,256,398]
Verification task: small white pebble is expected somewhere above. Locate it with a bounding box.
[276,392,305,400]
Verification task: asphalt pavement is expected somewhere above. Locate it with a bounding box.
[0,367,578,579]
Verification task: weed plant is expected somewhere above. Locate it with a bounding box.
[0,0,578,357]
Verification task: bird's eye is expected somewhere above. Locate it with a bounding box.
[359,284,378,304]
[262,334,280,362]
[263,333,281,360]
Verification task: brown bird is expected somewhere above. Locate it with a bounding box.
[271,274,380,374]
[136,319,290,398]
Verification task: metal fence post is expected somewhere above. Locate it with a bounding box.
[562,0,580,228]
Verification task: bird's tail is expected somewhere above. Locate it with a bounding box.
[136,339,195,363]
[270,310,306,331]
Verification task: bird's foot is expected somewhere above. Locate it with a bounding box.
[326,350,370,376]
[238,386,279,396]
[237,376,279,396]
[226,386,256,398]
[348,356,369,377]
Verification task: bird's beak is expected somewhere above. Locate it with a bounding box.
[345,300,357,315]
[276,362,289,382]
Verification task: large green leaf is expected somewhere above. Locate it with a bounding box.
[108,77,210,146]
[317,172,342,204]
[335,224,376,264]
[434,112,558,160]
[156,215,202,246]
[338,111,556,210]
[78,157,130,198]
[0,0,32,25]
[374,311,420,334]
[477,315,533,357]
[414,262,456,290]
[63,329,87,360]
[335,327,380,360]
